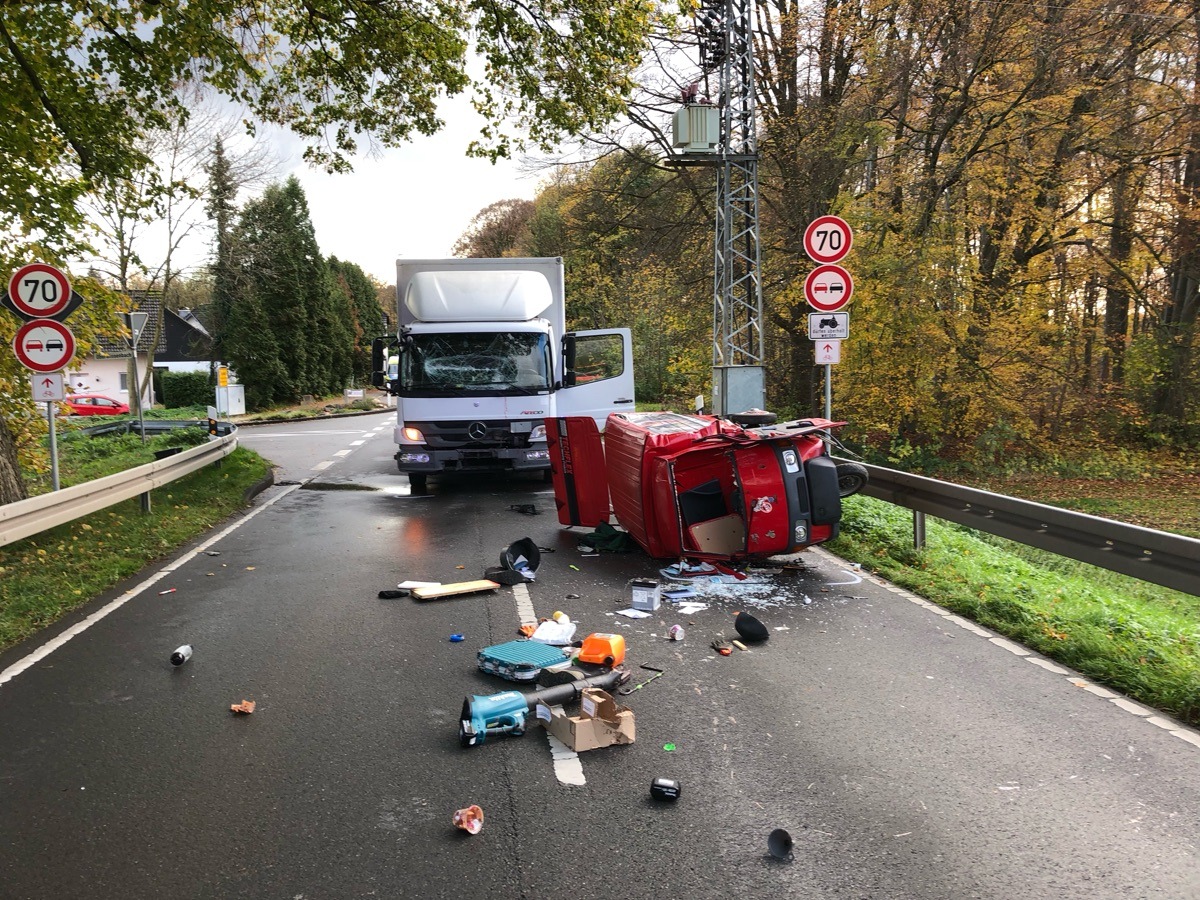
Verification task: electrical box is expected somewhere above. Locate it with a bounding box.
[672,104,719,152]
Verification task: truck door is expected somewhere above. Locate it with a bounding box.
[557,329,635,428]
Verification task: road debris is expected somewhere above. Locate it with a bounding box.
[230,699,256,714]
[169,645,193,666]
[734,611,769,643]
[157,588,176,596]
[650,777,681,801]
[453,805,484,835]
[411,580,500,601]
[768,828,794,861]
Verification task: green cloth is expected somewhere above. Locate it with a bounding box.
[579,521,638,553]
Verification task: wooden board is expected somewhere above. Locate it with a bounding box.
[411,579,500,601]
[687,515,745,555]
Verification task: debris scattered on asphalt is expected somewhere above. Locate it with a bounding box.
[230,699,256,714]
[378,589,408,599]
[568,564,581,571]
[711,638,733,656]
[204,551,221,557]
[668,625,685,642]
[618,665,664,695]
[734,611,769,643]
[501,538,540,581]
[565,593,581,600]
[768,828,794,861]
[450,634,465,642]
[530,619,576,645]
[398,581,440,589]
[453,805,484,835]
[615,608,652,619]
[170,644,193,666]
[509,503,539,515]
[650,777,681,801]
[158,588,176,595]
[411,580,500,601]
[245,566,256,571]
[663,742,676,752]
[731,640,748,651]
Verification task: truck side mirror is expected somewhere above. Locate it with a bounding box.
[370,337,386,388]
[562,334,577,387]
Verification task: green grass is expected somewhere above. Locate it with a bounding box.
[828,496,1200,725]
[1,447,271,654]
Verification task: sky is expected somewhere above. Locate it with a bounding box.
[266,95,541,286]
[78,92,542,290]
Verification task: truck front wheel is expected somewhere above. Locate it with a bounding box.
[408,473,428,492]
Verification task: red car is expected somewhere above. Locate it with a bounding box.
[59,394,130,416]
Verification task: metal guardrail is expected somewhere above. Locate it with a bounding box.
[0,427,238,548]
[846,460,1200,596]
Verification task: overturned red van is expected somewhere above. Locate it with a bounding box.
[547,411,861,561]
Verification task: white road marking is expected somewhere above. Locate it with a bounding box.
[351,440,366,446]
[334,449,353,457]
[807,545,1200,750]
[311,461,334,470]
[0,484,304,688]
[511,582,587,784]
[248,430,367,437]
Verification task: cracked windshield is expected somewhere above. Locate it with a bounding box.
[402,332,550,393]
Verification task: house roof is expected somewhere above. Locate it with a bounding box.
[94,291,167,357]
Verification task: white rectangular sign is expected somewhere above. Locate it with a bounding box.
[808,311,849,340]
[30,372,65,402]
[813,340,841,365]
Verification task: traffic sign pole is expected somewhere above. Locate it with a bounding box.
[46,402,59,491]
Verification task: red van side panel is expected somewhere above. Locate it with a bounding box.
[546,416,611,527]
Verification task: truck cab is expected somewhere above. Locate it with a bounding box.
[372,258,634,490]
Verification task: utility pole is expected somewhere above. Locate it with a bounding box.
[674,0,764,416]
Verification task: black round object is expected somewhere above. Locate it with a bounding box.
[734,611,769,643]
[768,828,793,861]
[501,537,541,573]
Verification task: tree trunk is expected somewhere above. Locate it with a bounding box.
[0,416,28,505]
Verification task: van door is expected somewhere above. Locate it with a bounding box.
[556,329,635,428]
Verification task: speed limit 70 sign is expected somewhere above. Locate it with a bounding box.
[803,215,853,265]
[7,263,72,319]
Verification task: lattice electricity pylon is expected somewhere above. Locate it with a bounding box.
[697,0,763,413]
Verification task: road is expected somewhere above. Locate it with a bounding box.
[1,410,1198,899]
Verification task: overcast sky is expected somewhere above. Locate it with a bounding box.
[269,95,540,286]
[76,93,541,290]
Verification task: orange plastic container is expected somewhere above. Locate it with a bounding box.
[576,633,626,668]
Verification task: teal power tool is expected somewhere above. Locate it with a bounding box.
[459,668,629,747]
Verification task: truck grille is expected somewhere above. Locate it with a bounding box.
[413,420,529,449]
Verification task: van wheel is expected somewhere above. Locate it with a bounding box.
[835,462,868,498]
[408,473,428,492]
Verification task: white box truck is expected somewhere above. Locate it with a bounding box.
[372,257,634,490]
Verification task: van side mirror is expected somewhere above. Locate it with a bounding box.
[370,337,386,388]
[562,334,577,387]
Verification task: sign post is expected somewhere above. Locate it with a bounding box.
[3,264,82,492]
[803,217,854,424]
[122,311,149,444]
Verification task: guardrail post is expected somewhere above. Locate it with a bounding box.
[913,510,926,550]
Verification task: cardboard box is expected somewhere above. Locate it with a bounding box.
[536,688,636,752]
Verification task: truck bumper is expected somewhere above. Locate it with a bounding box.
[396,445,551,474]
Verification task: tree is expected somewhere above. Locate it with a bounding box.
[225,177,356,407]
[0,0,662,503]
[453,200,536,257]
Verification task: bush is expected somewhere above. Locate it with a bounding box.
[162,370,213,408]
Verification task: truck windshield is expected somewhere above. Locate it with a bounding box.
[400,333,551,395]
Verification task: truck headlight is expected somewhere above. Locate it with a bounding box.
[529,424,546,441]
[794,524,808,543]
[402,426,425,442]
[399,452,431,464]
[525,450,550,461]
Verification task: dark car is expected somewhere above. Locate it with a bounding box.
[59,394,130,416]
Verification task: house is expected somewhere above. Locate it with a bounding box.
[67,292,215,404]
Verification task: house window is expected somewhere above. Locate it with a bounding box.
[119,372,128,391]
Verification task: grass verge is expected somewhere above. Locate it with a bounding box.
[1,447,271,654]
[828,496,1200,726]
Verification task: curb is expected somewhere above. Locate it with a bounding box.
[243,468,276,504]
